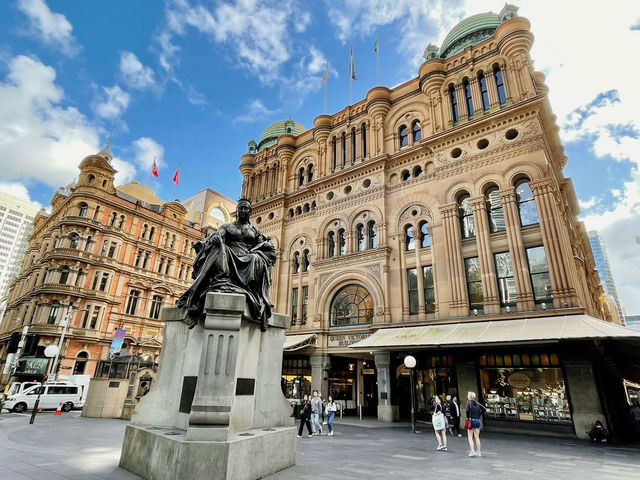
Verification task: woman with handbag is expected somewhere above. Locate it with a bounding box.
[296,395,313,438]
[465,391,486,457]
[325,395,338,436]
[432,395,448,451]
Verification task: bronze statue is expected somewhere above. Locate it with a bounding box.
[177,198,276,331]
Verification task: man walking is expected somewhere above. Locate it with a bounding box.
[310,390,323,435]
[450,395,462,437]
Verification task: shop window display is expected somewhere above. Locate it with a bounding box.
[480,354,571,424]
[402,355,457,421]
[282,357,311,402]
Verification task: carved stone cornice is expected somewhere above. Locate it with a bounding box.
[439,203,458,218]
[313,246,391,272]
[498,188,517,203]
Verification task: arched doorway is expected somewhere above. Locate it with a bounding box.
[73,351,88,375]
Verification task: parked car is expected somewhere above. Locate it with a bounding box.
[3,382,85,413]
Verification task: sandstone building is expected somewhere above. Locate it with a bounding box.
[0,146,235,381]
[240,6,640,439]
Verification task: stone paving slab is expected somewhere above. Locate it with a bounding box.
[0,411,638,479]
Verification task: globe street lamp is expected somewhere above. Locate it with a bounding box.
[29,344,59,425]
[403,355,419,434]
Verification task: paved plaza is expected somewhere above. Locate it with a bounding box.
[0,411,639,479]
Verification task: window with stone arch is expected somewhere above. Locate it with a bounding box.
[485,186,505,233]
[404,224,415,251]
[332,137,337,170]
[341,132,347,167]
[399,125,409,148]
[73,351,88,375]
[458,193,475,239]
[69,232,79,249]
[298,167,305,187]
[463,77,474,117]
[307,164,314,183]
[330,284,374,327]
[493,63,507,105]
[412,120,422,143]
[141,224,148,239]
[293,251,301,274]
[351,127,357,163]
[302,249,310,272]
[367,220,377,249]
[419,221,431,248]
[109,211,117,226]
[327,231,336,258]
[338,228,346,256]
[361,123,367,158]
[478,71,490,111]
[78,203,88,218]
[118,214,125,229]
[210,207,226,223]
[449,83,459,122]
[356,223,365,251]
[515,178,538,226]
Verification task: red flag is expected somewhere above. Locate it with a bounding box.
[172,167,180,185]
[151,159,159,178]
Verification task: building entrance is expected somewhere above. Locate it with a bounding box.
[328,356,377,417]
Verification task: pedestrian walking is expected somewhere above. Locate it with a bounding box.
[310,390,323,435]
[297,395,313,438]
[432,396,448,451]
[325,395,337,436]
[451,395,462,437]
[444,395,453,435]
[319,392,326,425]
[465,391,486,457]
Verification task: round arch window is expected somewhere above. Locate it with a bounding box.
[210,207,226,222]
[330,284,373,327]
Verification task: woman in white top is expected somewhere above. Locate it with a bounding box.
[325,396,338,436]
[432,395,448,451]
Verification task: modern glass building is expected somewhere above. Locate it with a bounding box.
[588,230,626,322]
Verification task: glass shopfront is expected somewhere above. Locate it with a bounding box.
[328,357,357,412]
[479,353,571,424]
[282,356,311,402]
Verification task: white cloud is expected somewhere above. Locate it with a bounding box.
[294,12,311,33]
[132,137,165,171]
[119,51,157,91]
[308,46,326,75]
[16,0,80,57]
[579,196,599,211]
[92,85,130,120]
[0,182,42,208]
[0,54,165,191]
[234,99,277,124]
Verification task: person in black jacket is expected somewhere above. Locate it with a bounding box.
[465,391,486,457]
[297,395,313,438]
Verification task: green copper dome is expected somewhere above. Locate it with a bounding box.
[439,5,518,59]
[256,119,306,152]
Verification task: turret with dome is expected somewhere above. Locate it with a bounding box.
[247,119,306,153]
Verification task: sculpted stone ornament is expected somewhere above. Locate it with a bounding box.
[177,198,276,331]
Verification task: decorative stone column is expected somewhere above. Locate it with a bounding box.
[310,354,330,395]
[455,83,468,122]
[439,203,468,315]
[469,76,483,117]
[470,197,500,314]
[485,70,500,111]
[498,188,535,310]
[563,359,606,440]
[374,352,399,422]
[530,179,578,308]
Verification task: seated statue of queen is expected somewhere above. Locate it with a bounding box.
[177,198,276,331]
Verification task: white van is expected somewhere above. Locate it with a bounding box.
[3,383,85,413]
[4,381,41,397]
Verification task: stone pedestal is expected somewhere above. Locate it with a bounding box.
[120,292,296,480]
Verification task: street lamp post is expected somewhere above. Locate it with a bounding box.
[403,355,419,434]
[29,344,59,425]
[48,304,74,382]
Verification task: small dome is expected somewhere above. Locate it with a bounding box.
[256,119,306,152]
[439,5,518,59]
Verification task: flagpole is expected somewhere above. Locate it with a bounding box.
[349,42,353,106]
[171,163,180,201]
[323,61,328,114]
[376,38,380,86]
[147,156,156,186]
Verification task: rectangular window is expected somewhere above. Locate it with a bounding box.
[494,252,517,306]
[47,304,60,324]
[150,295,163,320]
[407,268,419,315]
[81,306,91,329]
[291,288,298,325]
[142,252,150,269]
[89,306,101,329]
[301,286,308,324]
[126,290,140,315]
[91,272,99,290]
[100,241,108,256]
[134,249,142,267]
[98,273,109,292]
[422,265,435,313]
[165,260,172,276]
[107,242,117,258]
[465,257,483,310]
[157,257,165,273]
[526,246,552,303]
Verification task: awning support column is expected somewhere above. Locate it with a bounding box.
[374,351,399,422]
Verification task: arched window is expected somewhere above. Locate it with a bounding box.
[141,224,148,239]
[419,221,430,248]
[149,226,155,241]
[73,351,88,375]
[47,302,60,324]
[295,206,302,216]
[78,203,88,217]
[493,64,506,105]
[303,203,310,213]
[357,224,365,251]
[150,295,163,320]
[109,212,117,226]
[164,232,170,247]
[75,268,84,287]
[338,228,346,256]
[463,78,474,117]
[412,165,423,178]
[327,231,336,258]
[330,284,373,327]
[59,266,70,284]
[118,215,125,229]
[361,123,367,158]
[307,164,314,183]
[486,187,505,233]
[412,120,422,142]
[170,234,176,248]
[478,72,490,111]
[69,233,79,249]
[367,220,377,249]
[298,167,305,187]
[351,128,357,163]
[399,125,408,147]
[516,179,538,226]
[85,236,92,252]
[459,194,475,238]
[293,251,301,274]
[341,132,346,167]
[302,249,310,272]
[288,209,294,218]
[93,206,101,221]
[449,84,459,122]
[405,224,415,251]
[332,137,337,170]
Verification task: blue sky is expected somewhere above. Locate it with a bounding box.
[1,0,639,314]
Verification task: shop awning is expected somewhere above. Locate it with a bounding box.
[349,315,640,350]
[283,333,317,351]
